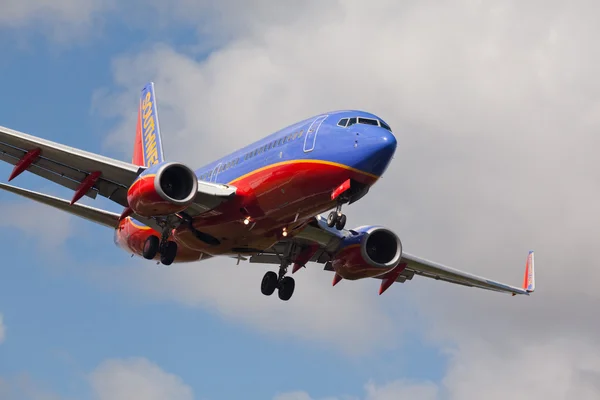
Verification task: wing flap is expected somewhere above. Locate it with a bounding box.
[0,150,98,199]
[0,182,120,228]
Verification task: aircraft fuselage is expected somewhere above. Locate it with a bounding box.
[115,110,397,263]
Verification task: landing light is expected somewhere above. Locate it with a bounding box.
[243,217,251,225]
[282,227,288,237]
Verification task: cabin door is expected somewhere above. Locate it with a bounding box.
[303,115,328,153]
[210,163,222,183]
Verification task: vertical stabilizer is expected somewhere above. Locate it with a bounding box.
[132,82,165,167]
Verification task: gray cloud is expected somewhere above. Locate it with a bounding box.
[62,0,600,397]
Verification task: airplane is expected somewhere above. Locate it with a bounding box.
[0,82,535,301]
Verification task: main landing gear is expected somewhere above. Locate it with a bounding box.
[260,243,295,301]
[261,268,295,301]
[142,226,178,266]
[327,203,347,230]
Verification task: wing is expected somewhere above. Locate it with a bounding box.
[0,182,121,228]
[0,124,236,223]
[252,215,535,297]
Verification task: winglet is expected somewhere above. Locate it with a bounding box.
[522,250,535,293]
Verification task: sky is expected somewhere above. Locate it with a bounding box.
[0,0,599,399]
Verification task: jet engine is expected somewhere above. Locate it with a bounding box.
[127,162,198,217]
[331,226,403,280]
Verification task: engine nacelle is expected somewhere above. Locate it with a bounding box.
[331,226,403,280]
[127,162,198,217]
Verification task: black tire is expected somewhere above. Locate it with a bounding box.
[335,214,347,230]
[261,271,278,296]
[143,235,160,259]
[160,241,178,266]
[278,276,295,301]
[327,211,338,227]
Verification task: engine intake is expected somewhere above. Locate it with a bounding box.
[127,162,198,217]
[362,228,402,268]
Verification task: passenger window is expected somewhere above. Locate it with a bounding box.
[347,117,357,126]
[297,130,304,138]
[338,118,348,127]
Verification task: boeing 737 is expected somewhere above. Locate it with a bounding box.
[0,82,535,301]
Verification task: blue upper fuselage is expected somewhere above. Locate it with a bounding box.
[194,110,398,184]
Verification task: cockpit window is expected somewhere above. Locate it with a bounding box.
[379,120,391,131]
[358,117,379,126]
[339,116,392,131]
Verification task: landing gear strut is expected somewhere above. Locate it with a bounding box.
[261,243,296,301]
[142,222,178,266]
[327,203,347,230]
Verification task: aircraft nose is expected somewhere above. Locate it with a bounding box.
[355,128,397,177]
[380,130,397,153]
[370,129,397,159]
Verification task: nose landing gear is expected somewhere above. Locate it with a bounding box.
[327,203,347,230]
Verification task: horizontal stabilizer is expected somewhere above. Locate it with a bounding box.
[0,182,121,228]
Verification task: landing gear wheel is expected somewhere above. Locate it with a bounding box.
[278,276,295,301]
[261,271,279,296]
[335,214,347,230]
[327,211,338,227]
[143,235,159,259]
[160,241,178,266]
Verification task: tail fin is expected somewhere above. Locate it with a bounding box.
[522,250,535,293]
[132,82,165,167]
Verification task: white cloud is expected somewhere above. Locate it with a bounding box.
[0,313,5,344]
[274,380,439,400]
[89,358,194,400]
[274,392,317,400]
[0,0,115,41]
[0,358,193,400]
[86,0,600,396]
